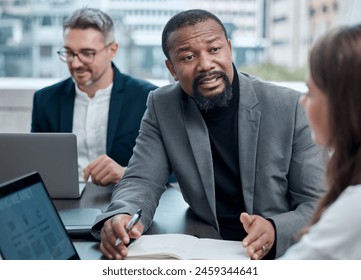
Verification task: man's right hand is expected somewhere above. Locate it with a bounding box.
[83,155,125,186]
[99,214,144,260]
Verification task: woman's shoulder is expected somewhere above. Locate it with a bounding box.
[329,184,361,214]
[341,184,361,197]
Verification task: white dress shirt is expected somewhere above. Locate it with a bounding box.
[72,83,112,181]
[279,185,361,259]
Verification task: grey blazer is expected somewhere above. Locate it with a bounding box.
[93,72,325,257]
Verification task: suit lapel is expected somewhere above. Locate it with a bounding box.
[182,93,217,217]
[60,79,75,132]
[180,72,260,219]
[106,66,124,154]
[237,73,260,213]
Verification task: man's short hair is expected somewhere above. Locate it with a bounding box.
[63,7,115,44]
[162,9,228,60]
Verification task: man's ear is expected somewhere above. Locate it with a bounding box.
[227,39,232,53]
[109,42,119,59]
[165,59,178,81]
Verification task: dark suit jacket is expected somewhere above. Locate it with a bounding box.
[31,63,157,167]
[93,72,325,258]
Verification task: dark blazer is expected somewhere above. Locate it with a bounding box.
[31,63,157,167]
[93,72,325,258]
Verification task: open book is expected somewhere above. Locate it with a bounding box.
[125,234,248,260]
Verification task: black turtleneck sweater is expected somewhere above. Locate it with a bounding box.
[199,73,247,241]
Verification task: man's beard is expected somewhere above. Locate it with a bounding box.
[192,71,233,111]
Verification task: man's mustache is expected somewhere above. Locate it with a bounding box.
[193,71,227,87]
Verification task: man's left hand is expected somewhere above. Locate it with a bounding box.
[240,212,275,260]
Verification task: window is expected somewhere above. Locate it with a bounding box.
[322,5,328,14]
[309,7,316,17]
[272,39,288,46]
[273,15,287,23]
[333,1,339,12]
[42,16,52,26]
[40,45,52,58]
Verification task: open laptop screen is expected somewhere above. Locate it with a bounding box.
[0,172,79,260]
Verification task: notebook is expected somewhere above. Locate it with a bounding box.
[0,132,85,199]
[0,172,80,260]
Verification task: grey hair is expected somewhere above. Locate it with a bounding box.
[63,7,115,44]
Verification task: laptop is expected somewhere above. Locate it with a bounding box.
[0,133,85,199]
[0,172,80,260]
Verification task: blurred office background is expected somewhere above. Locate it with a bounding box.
[1,0,361,132]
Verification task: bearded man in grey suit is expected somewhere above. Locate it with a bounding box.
[92,9,325,260]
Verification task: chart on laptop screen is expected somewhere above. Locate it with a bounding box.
[0,178,79,260]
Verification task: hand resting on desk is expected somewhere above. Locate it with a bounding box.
[99,214,144,260]
[83,155,125,186]
[240,212,275,260]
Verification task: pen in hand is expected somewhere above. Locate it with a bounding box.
[115,208,142,246]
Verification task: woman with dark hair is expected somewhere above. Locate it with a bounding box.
[279,24,361,259]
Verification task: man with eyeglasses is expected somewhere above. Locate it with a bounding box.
[31,8,157,186]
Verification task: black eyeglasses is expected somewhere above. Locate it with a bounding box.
[57,42,113,64]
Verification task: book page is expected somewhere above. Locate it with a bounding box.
[126,234,199,259]
[190,238,248,259]
[126,234,249,260]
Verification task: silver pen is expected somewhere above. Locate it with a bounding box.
[115,208,142,246]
